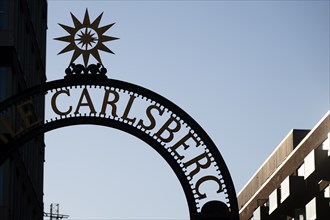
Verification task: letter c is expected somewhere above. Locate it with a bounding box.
[51,89,72,116]
[195,175,223,200]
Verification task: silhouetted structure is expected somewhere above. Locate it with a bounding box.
[0,0,47,219]
[44,203,69,220]
[238,112,330,219]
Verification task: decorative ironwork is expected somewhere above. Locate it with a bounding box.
[0,9,239,220]
[64,63,107,78]
[0,78,239,220]
[54,9,118,69]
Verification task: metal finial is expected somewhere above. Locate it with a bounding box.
[54,9,119,68]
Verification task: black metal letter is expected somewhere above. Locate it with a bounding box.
[100,89,119,117]
[184,151,212,179]
[121,95,137,124]
[16,99,42,128]
[137,105,164,130]
[195,175,223,200]
[51,89,72,116]
[155,116,181,143]
[171,132,200,160]
[0,116,23,142]
[74,88,97,114]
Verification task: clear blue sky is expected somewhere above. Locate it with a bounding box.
[44,1,329,219]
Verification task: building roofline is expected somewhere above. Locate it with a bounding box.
[238,110,330,219]
[237,128,306,196]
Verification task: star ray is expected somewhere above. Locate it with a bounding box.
[54,35,72,43]
[99,35,119,42]
[98,23,115,35]
[58,43,75,55]
[91,49,102,63]
[98,43,114,54]
[82,52,90,67]
[83,9,91,26]
[70,49,82,63]
[58,24,75,35]
[91,12,103,28]
[70,12,82,29]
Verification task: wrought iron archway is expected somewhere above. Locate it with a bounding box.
[0,77,239,220]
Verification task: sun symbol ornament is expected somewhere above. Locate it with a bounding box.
[54,9,118,69]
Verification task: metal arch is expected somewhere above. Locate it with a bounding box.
[0,77,239,220]
[2,117,200,218]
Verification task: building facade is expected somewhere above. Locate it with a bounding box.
[0,0,47,219]
[238,112,330,220]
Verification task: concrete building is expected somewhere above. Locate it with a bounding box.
[238,111,330,220]
[0,0,47,219]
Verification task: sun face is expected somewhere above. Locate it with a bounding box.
[54,9,118,67]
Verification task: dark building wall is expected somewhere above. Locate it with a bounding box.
[0,0,47,219]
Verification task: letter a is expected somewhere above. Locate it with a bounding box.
[74,88,97,114]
